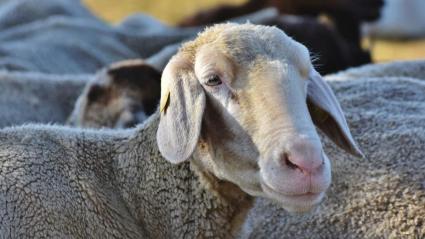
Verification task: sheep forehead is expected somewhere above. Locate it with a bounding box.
[182,23,311,75]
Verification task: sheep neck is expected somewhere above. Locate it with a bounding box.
[113,112,254,238]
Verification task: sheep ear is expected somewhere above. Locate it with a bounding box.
[157,56,206,164]
[307,70,363,158]
[108,60,162,90]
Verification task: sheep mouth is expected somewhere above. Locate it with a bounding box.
[261,182,325,212]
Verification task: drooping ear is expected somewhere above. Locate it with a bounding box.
[307,70,363,157]
[157,55,206,164]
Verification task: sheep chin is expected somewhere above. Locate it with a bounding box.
[261,181,326,213]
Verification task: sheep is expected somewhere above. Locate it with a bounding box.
[0,23,362,238]
[67,59,162,128]
[260,15,371,74]
[55,54,425,239]
[61,43,425,239]
[240,60,425,239]
[74,59,424,238]
[178,0,383,43]
[0,71,87,128]
[363,0,425,39]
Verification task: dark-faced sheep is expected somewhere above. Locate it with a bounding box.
[179,0,383,41]
[68,59,161,128]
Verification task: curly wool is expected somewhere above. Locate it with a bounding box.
[0,113,252,238]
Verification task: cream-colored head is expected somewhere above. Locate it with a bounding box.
[157,23,362,212]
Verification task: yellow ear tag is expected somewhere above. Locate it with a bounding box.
[160,90,170,113]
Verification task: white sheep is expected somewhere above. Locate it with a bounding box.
[0,23,361,238]
[52,54,425,238]
[240,60,425,239]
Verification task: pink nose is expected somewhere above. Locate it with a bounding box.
[281,137,324,174]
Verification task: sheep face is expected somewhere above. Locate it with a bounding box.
[69,60,161,128]
[157,24,362,212]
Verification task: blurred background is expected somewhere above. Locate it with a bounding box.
[83,0,425,63]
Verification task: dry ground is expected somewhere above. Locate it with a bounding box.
[83,0,425,63]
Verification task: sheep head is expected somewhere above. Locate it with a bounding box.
[157,23,362,212]
[69,59,161,128]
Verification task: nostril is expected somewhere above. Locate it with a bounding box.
[282,153,299,170]
[281,151,324,174]
[282,137,325,174]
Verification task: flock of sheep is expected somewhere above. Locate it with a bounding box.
[0,0,424,238]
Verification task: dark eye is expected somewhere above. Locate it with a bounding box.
[205,75,222,86]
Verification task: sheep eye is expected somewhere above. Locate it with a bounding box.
[205,75,222,86]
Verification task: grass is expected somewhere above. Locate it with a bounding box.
[83,0,425,62]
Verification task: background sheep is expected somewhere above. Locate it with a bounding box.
[0,0,279,74]
[0,23,361,238]
[0,71,87,128]
[363,0,425,39]
[68,59,161,128]
[178,0,383,46]
[331,59,425,79]
[0,0,196,74]
[68,43,179,128]
[0,42,179,129]
[260,15,371,74]
[240,60,425,239]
